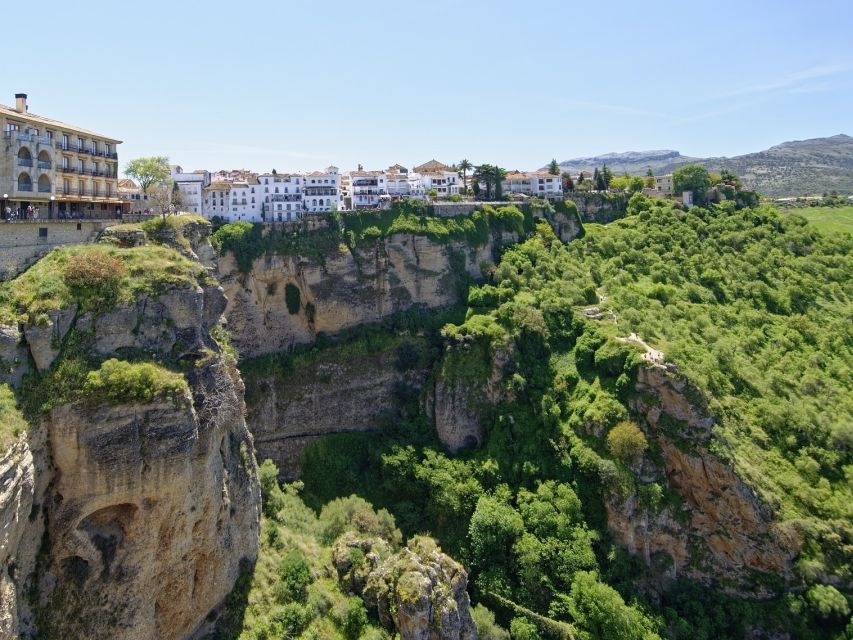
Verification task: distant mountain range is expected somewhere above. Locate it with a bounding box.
[552,134,853,197]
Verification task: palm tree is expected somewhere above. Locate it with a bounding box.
[459,159,473,194]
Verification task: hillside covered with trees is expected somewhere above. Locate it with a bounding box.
[251,195,852,639]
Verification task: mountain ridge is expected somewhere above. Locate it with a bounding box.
[553,134,853,196]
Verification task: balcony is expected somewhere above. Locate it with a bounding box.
[17,158,33,167]
[38,185,52,193]
[16,185,33,192]
[38,161,52,170]
[353,180,379,187]
[57,165,78,174]
[3,131,52,145]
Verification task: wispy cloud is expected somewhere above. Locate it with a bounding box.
[710,63,852,101]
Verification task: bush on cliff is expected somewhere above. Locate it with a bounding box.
[0,384,27,450]
[82,358,189,406]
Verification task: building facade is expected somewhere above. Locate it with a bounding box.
[350,170,388,209]
[1,93,121,219]
[171,165,210,214]
[259,172,303,222]
[302,166,342,214]
[501,171,563,199]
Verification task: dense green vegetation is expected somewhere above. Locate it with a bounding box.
[286,196,852,639]
[0,243,210,325]
[217,461,400,640]
[210,200,536,273]
[82,358,189,407]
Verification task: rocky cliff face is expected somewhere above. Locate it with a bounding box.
[218,232,516,359]
[606,365,798,593]
[245,341,430,479]
[0,266,260,639]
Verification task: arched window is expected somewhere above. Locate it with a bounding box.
[319,199,324,206]
[37,174,51,193]
[17,147,32,167]
[37,150,51,170]
[17,173,33,191]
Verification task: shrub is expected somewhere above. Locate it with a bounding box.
[805,584,849,619]
[340,597,368,640]
[276,550,312,603]
[471,604,510,640]
[510,616,541,640]
[259,459,287,519]
[82,359,188,406]
[606,420,648,463]
[285,283,301,315]
[0,384,27,449]
[63,250,126,309]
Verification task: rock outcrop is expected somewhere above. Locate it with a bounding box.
[0,259,261,639]
[605,364,798,593]
[33,358,259,640]
[218,232,517,359]
[333,535,477,640]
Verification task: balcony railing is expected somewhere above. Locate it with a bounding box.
[38,161,52,170]
[17,185,33,192]
[353,180,379,187]
[57,165,77,174]
[3,131,52,145]
[38,185,52,193]
[17,158,33,167]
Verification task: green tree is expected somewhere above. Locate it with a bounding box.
[601,164,613,189]
[548,159,560,175]
[459,159,473,194]
[606,420,648,463]
[673,165,712,204]
[568,571,661,640]
[124,156,170,195]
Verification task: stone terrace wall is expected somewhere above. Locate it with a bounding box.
[0,220,119,280]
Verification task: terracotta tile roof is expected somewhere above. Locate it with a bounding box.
[413,159,452,173]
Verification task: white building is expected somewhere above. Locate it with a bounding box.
[385,164,425,199]
[501,171,563,199]
[170,165,209,214]
[303,166,342,214]
[259,172,303,222]
[203,181,232,220]
[350,170,387,209]
[413,160,460,197]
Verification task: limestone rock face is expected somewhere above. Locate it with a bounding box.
[0,263,260,639]
[218,232,517,359]
[0,323,29,387]
[246,341,430,479]
[605,364,797,592]
[430,345,511,453]
[32,358,260,640]
[23,303,77,372]
[360,537,477,640]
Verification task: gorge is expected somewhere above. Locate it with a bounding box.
[0,197,851,639]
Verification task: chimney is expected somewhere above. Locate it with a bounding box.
[14,93,27,113]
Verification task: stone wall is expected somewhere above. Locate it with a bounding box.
[0,220,119,280]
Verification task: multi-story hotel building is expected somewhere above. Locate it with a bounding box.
[1,94,121,218]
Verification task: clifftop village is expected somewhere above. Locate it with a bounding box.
[1,93,693,224]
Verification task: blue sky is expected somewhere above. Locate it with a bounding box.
[6,0,852,174]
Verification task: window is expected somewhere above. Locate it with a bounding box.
[39,228,48,238]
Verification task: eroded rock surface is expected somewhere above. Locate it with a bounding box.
[605,364,798,592]
[219,232,517,359]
